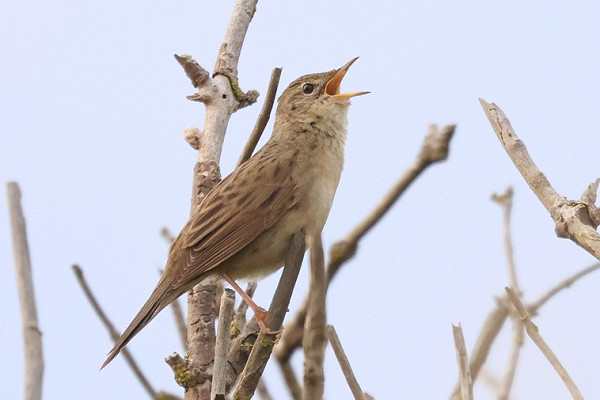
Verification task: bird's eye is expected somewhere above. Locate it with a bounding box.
[302,83,315,94]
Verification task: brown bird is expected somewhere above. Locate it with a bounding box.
[102,58,368,368]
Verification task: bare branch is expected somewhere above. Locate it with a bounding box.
[226,317,259,392]
[72,265,158,399]
[170,297,188,352]
[185,284,217,399]
[157,268,188,351]
[452,324,473,400]
[303,233,327,400]
[234,231,306,399]
[450,300,509,400]
[178,2,259,399]
[174,54,210,88]
[328,124,456,280]
[480,99,600,259]
[256,380,274,400]
[498,320,523,400]
[505,287,584,400]
[491,186,519,290]
[278,359,302,400]
[212,289,236,399]
[160,227,176,244]
[237,67,282,167]
[326,325,367,400]
[491,185,524,399]
[528,262,600,312]
[7,182,44,400]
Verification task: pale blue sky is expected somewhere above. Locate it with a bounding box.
[2,1,600,399]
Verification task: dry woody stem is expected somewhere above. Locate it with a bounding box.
[452,324,473,400]
[211,289,236,399]
[505,287,584,400]
[302,233,327,400]
[176,2,259,399]
[73,265,159,399]
[480,98,600,259]
[237,67,282,167]
[326,325,367,400]
[7,182,44,400]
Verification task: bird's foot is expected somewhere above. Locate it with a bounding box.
[254,308,281,336]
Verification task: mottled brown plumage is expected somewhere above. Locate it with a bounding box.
[102,58,367,368]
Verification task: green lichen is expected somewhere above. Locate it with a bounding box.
[230,320,241,338]
[258,335,275,347]
[229,77,246,101]
[171,363,198,388]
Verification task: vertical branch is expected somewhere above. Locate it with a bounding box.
[498,319,524,400]
[180,2,258,399]
[452,324,473,400]
[212,289,236,399]
[302,233,327,400]
[492,187,519,289]
[450,302,509,400]
[7,182,44,400]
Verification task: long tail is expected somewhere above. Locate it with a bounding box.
[100,285,169,369]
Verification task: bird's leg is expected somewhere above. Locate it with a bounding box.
[221,272,274,334]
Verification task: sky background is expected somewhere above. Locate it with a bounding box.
[2,1,600,399]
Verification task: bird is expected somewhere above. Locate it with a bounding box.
[101,57,368,368]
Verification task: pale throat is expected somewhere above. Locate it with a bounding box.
[306,99,349,141]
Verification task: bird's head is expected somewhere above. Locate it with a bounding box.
[274,57,368,131]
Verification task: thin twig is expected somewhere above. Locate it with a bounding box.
[158,268,188,351]
[326,325,365,400]
[498,319,523,400]
[159,231,188,350]
[256,380,273,400]
[480,99,600,259]
[303,233,327,400]
[161,227,176,243]
[233,231,306,400]
[212,289,235,399]
[278,359,302,400]
[328,124,456,281]
[237,67,282,167]
[452,324,473,400]
[7,182,44,400]
[528,262,600,312]
[505,287,584,400]
[72,265,158,399]
[170,297,188,352]
[491,186,524,399]
[450,301,509,400]
[491,187,519,290]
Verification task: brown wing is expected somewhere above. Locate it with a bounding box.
[171,146,299,283]
[102,146,300,369]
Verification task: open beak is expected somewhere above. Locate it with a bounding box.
[325,57,370,100]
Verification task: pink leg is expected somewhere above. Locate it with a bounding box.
[221,272,272,333]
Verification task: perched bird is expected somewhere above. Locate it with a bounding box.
[102,58,368,368]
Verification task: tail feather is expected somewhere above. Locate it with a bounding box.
[100,292,164,369]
